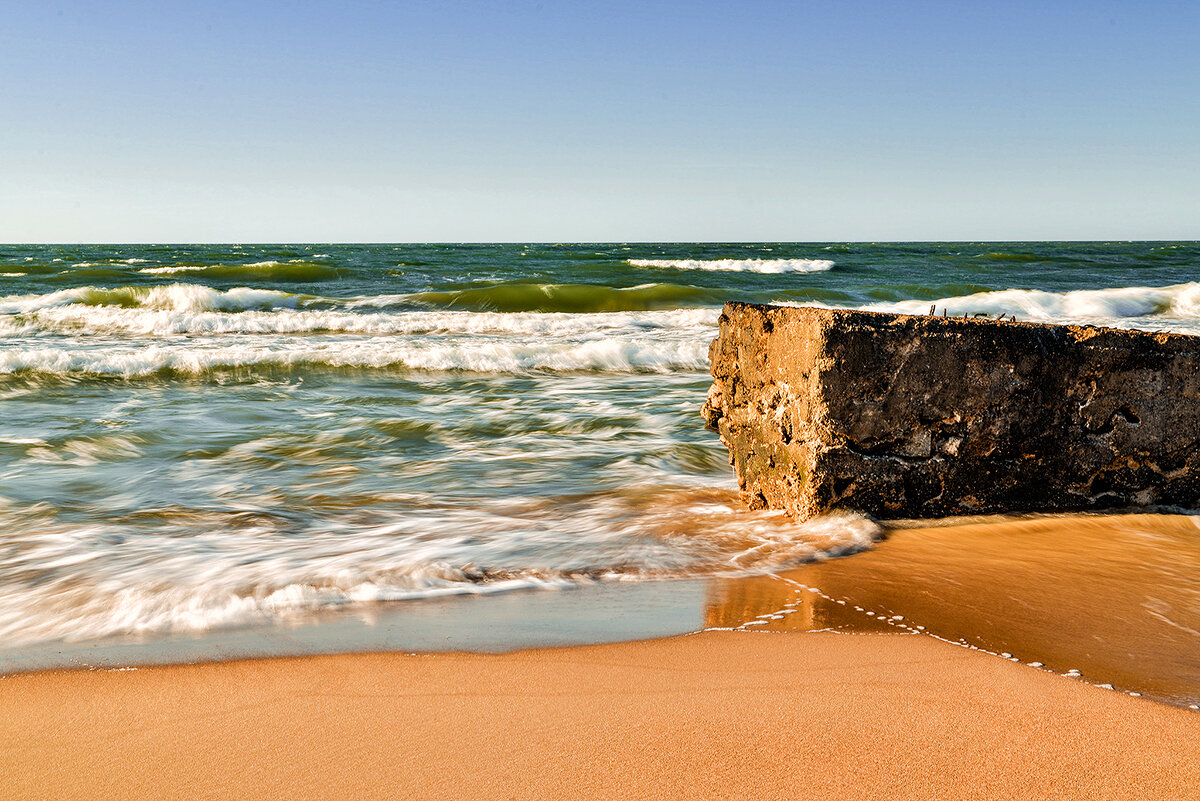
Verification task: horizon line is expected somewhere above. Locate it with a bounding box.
[2,239,1198,247]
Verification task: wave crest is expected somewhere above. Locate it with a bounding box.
[0,337,711,378]
[138,260,340,282]
[1,281,722,317]
[869,282,1200,325]
[0,305,716,337]
[0,284,297,315]
[629,258,835,274]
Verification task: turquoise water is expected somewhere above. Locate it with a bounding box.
[1,242,1198,649]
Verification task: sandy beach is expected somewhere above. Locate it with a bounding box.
[4,628,1198,800]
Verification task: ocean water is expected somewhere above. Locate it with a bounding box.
[1,241,1199,653]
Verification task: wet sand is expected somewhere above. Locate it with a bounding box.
[3,630,1199,800]
[709,513,1200,706]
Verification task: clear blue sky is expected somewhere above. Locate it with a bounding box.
[2,0,1196,242]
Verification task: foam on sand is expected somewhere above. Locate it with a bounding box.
[0,496,878,647]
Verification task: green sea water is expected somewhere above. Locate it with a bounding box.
[1,241,1198,652]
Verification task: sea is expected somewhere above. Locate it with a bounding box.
[2,241,1199,694]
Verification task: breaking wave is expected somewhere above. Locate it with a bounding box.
[0,283,720,378]
[0,337,710,377]
[0,284,298,314]
[0,281,722,317]
[0,305,716,338]
[629,258,835,274]
[868,281,1200,327]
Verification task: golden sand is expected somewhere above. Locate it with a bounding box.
[3,630,1198,800]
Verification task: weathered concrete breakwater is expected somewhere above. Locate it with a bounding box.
[703,303,1200,520]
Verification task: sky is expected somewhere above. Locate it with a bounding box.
[1,0,1197,242]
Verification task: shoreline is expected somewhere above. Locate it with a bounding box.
[4,512,1198,709]
[5,511,1200,797]
[0,578,711,677]
[5,629,1199,800]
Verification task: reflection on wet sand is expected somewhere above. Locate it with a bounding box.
[704,572,897,634]
[705,513,1200,709]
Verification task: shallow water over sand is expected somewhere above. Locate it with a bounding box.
[7,512,1198,712]
[709,514,1200,709]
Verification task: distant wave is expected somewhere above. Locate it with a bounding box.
[629,258,835,274]
[869,282,1200,325]
[138,260,340,282]
[401,281,722,313]
[137,266,207,274]
[974,252,1045,262]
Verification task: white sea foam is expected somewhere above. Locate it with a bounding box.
[0,284,298,314]
[869,282,1200,329]
[0,336,711,376]
[138,259,324,275]
[138,265,208,274]
[0,283,719,376]
[0,501,878,647]
[345,293,423,309]
[0,303,715,338]
[629,258,835,274]
[0,283,717,343]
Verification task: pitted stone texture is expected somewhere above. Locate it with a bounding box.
[703,303,1200,520]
